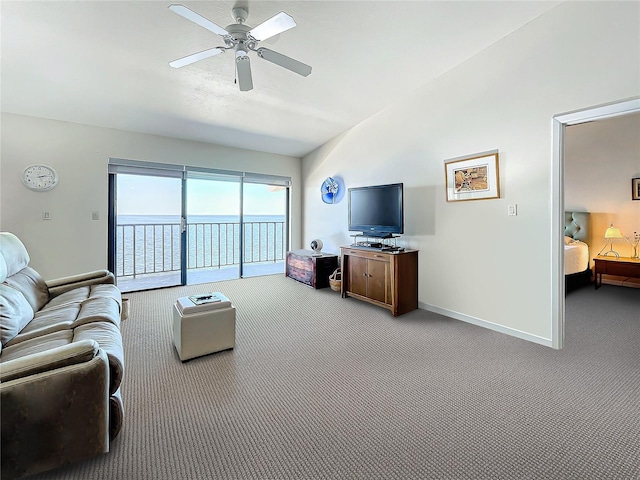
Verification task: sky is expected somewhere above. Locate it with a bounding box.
[116,174,285,216]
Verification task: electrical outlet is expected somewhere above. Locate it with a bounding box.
[508,204,517,216]
[42,211,52,220]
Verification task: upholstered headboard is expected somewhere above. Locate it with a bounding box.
[564,212,590,243]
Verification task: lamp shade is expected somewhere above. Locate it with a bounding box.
[604,224,623,239]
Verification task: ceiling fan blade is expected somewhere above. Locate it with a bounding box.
[236,56,253,91]
[248,12,296,41]
[257,48,312,77]
[169,48,224,68]
[168,4,229,37]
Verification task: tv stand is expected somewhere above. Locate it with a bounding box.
[340,246,418,316]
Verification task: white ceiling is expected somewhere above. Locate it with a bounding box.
[1,1,560,157]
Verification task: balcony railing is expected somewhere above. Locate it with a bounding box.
[115,220,286,280]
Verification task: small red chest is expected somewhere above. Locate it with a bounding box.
[286,250,338,289]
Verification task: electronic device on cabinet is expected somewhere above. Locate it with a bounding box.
[348,182,404,250]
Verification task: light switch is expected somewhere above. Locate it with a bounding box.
[42,211,52,220]
[92,211,100,220]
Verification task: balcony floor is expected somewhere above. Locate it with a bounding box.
[117,261,285,293]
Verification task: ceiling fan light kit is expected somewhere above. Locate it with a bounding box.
[168,4,311,91]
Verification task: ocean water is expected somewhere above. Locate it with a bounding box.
[116,214,285,277]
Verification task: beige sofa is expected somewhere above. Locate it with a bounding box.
[0,232,125,480]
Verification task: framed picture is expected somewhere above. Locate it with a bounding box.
[444,151,500,202]
[633,177,640,201]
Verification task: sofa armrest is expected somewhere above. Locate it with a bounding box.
[0,340,100,383]
[1,345,110,480]
[46,270,115,298]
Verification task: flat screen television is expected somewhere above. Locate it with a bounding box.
[348,183,404,237]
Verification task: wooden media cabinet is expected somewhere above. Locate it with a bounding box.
[340,246,418,316]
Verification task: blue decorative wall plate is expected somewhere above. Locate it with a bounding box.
[321,177,340,204]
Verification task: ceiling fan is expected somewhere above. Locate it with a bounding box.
[168,4,312,91]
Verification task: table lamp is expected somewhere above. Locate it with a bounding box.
[598,223,624,257]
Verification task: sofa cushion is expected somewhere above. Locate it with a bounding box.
[0,330,74,362]
[43,284,121,317]
[5,305,80,346]
[0,232,30,280]
[0,285,35,346]
[45,286,91,308]
[7,295,121,346]
[88,284,122,306]
[74,297,121,329]
[3,267,49,312]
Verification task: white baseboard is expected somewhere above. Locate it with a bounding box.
[418,302,554,348]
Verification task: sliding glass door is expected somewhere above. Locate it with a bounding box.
[186,172,241,284]
[109,160,290,292]
[110,170,184,292]
[242,181,288,278]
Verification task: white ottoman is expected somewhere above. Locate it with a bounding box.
[173,293,236,361]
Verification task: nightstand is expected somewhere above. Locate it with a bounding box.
[593,256,640,289]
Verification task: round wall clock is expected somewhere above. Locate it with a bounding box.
[21,164,59,191]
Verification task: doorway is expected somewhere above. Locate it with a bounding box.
[552,97,640,349]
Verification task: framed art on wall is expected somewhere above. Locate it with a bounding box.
[444,151,500,202]
[632,177,640,200]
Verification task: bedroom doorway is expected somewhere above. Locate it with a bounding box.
[552,97,640,349]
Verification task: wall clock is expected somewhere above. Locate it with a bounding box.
[21,164,59,191]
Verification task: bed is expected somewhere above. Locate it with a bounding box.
[564,211,591,290]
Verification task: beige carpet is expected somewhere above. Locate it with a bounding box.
[33,275,640,479]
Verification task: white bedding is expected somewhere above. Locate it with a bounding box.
[565,239,589,275]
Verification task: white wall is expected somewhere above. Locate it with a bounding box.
[1,114,302,279]
[565,113,640,259]
[302,2,640,344]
